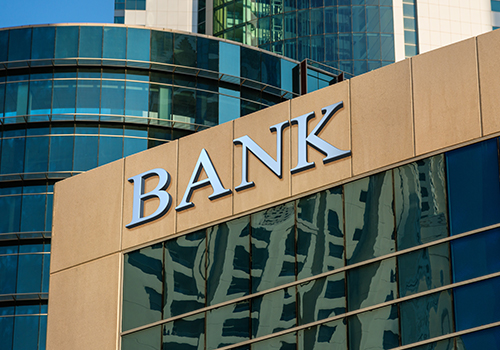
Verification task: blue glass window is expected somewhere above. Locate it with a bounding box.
[127,28,150,63]
[55,26,79,60]
[454,276,500,331]
[49,136,74,172]
[446,138,500,235]
[76,80,100,114]
[8,28,32,67]
[103,27,126,62]
[52,80,76,114]
[28,80,52,116]
[101,81,125,116]
[452,228,500,283]
[79,26,102,59]
[31,27,55,66]
[24,136,49,174]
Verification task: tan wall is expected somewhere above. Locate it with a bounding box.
[47,28,500,350]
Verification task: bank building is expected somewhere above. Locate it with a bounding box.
[1,1,500,350]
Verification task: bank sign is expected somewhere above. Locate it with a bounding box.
[127,101,351,229]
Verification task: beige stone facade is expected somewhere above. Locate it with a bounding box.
[47,29,500,349]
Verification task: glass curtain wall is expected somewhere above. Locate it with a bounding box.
[212,0,396,76]
[122,136,500,349]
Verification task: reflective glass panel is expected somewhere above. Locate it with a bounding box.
[151,30,173,64]
[79,26,102,59]
[344,171,395,265]
[5,82,29,117]
[98,136,123,166]
[206,216,250,305]
[298,319,347,350]
[251,202,295,293]
[253,331,296,350]
[174,34,196,67]
[298,272,345,325]
[24,136,49,173]
[31,27,55,62]
[12,315,39,350]
[101,80,125,115]
[347,258,397,311]
[127,28,150,62]
[398,243,450,297]
[400,290,453,345]
[28,80,52,116]
[17,253,43,292]
[55,26,79,59]
[395,155,448,250]
[52,80,76,114]
[49,136,74,172]
[122,325,161,350]
[103,27,126,60]
[163,230,206,319]
[251,287,296,338]
[125,82,148,117]
[163,313,205,350]
[73,135,98,171]
[76,79,100,114]
[123,243,163,331]
[348,305,399,350]
[206,301,250,349]
[20,194,46,232]
[296,187,344,280]
[8,28,31,63]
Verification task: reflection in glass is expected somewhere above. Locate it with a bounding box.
[347,258,397,311]
[298,319,347,350]
[251,202,295,293]
[395,155,448,250]
[164,230,206,319]
[122,243,163,332]
[253,331,296,350]
[348,305,399,350]
[296,187,344,280]
[55,26,79,60]
[400,291,453,345]
[79,26,102,59]
[24,137,49,173]
[298,272,345,325]
[207,216,250,306]
[207,301,250,349]
[252,287,296,339]
[345,171,395,265]
[163,313,205,350]
[122,325,161,350]
[398,243,450,297]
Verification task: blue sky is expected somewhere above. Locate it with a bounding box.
[0,0,114,29]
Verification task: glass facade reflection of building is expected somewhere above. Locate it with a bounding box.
[121,137,500,349]
[211,0,396,76]
[0,24,341,350]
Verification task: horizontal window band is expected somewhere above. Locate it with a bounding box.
[121,222,500,337]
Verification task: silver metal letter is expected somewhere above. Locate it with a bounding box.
[233,120,289,191]
[291,101,351,174]
[126,168,172,229]
[175,148,232,211]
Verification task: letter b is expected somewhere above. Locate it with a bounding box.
[126,168,172,229]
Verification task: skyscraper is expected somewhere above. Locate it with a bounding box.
[117,0,495,75]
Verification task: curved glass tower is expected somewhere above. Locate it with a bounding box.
[211,0,396,76]
[0,24,339,349]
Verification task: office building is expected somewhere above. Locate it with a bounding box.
[0,23,340,350]
[117,0,496,75]
[47,29,500,349]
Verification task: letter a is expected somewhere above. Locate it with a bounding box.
[291,101,351,174]
[175,149,232,211]
[126,168,172,229]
